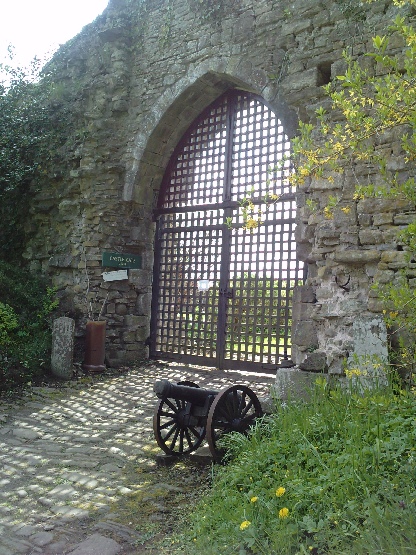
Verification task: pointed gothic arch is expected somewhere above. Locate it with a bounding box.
[150,89,303,372]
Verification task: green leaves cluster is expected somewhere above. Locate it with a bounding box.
[0,52,79,262]
[1,60,47,260]
[0,302,18,345]
[183,384,416,554]
[0,260,58,392]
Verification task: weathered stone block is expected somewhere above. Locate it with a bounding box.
[297,285,316,303]
[129,269,152,289]
[281,68,318,93]
[347,316,388,389]
[358,198,412,214]
[333,249,380,264]
[49,254,74,268]
[272,367,327,402]
[373,213,393,226]
[51,317,75,379]
[379,250,408,269]
[124,315,148,328]
[136,292,152,315]
[115,303,128,315]
[359,229,383,245]
[292,320,318,347]
[299,352,328,372]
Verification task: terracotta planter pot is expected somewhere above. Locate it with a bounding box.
[82,320,106,373]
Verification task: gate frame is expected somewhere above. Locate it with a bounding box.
[150,89,303,373]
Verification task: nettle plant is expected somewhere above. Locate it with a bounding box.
[290,0,416,379]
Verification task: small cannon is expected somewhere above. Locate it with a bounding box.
[153,379,263,462]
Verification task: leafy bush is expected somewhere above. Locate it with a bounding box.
[0,51,84,263]
[0,302,18,344]
[0,260,58,392]
[184,382,416,555]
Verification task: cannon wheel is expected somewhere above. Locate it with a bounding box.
[206,385,263,463]
[153,381,205,456]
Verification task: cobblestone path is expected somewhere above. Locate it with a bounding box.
[0,363,274,555]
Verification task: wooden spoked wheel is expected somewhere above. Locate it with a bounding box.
[206,385,263,463]
[153,382,206,456]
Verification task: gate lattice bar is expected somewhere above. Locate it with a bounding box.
[150,90,303,372]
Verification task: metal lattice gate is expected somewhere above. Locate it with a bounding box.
[150,90,303,372]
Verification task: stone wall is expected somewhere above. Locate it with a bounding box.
[24,0,415,372]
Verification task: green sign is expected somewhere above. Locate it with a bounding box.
[102,252,142,269]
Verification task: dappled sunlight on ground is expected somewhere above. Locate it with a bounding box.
[0,363,274,553]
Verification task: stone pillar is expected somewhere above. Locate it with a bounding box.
[51,317,75,379]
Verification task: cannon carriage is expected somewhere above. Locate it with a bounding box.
[153,379,263,462]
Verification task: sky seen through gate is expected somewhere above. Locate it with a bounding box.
[180,100,297,282]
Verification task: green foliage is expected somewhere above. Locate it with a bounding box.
[182,383,416,554]
[0,51,82,262]
[0,303,18,345]
[0,260,58,392]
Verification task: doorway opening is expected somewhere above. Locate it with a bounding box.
[150,90,303,372]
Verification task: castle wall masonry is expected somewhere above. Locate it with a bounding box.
[24,0,415,373]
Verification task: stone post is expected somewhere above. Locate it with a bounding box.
[347,315,389,390]
[51,317,75,379]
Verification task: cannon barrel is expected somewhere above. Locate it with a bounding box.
[153,379,218,407]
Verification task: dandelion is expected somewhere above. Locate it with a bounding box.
[250,496,258,503]
[279,507,289,519]
[240,520,251,530]
[276,487,286,497]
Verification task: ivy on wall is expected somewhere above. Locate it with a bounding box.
[0,55,85,264]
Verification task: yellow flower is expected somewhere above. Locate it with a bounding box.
[244,218,260,230]
[341,206,351,214]
[276,487,286,497]
[250,496,258,503]
[279,507,289,519]
[240,520,251,530]
[345,368,362,379]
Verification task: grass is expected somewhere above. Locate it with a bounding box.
[172,377,416,555]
